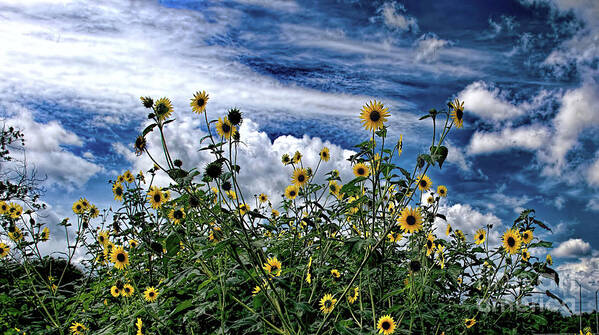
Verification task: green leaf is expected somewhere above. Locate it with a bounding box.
[142,124,157,136]
[171,299,193,316]
[430,145,449,168]
[165,233,180,256]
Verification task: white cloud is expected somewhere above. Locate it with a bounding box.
[413,33,450,62]
[553,196,565,209]
[457,81,524,121]
[538,80,599,175]
[586,154,599,187]
[444,141,471,172]
[376,2,418,32]
[3,104,102,189]
[586,198,599,211]
[433,203,504,245]
[467,124,550,155]
[114,115,356,207]
[552,238,592,258]
[555,255,599,311]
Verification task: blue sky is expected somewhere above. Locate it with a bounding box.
[1,0,598,311]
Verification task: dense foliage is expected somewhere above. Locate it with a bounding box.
[0,94,590,335]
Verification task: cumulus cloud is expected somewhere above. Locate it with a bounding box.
[554,255,599,311]
[413,33,450,62]
[467,124,550,155]
[433,203,504,244]
[376,1,418,32]
[552,238,592,257]
[2,104,102,189]
[586,151,599,187]
[586,198,599,211]
[114,115,356,207]
[457,81,524,121]
[444,141,471,172]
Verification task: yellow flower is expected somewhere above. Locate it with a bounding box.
[168,207,186,225]
[252,285,262,296]
[450,98,465,129]
[147,186,165,209]
[190,90,209,114]
[328,181,341,196]
[122,283,134,297]
[502,229,522,255]
[285,184,299,200]
[110,285,120,297]
[426,233,436,256]
[445,223,452,236]
[8,203,23,219]
[89,205,100,218]
[360,100,389,131]
[437,185,447,197]
[123,170,135,183]
[259,193,268,203]
[110,246,129,270]
[112,182,124,201]
[271,209,280,217]
[397,207,422,234]
[521,230,533,244]
[281,154,291,165]
[319,293,336,314]
[291,168,309,188]
[348,287,359,304]
[416,174,432,192]
[144,287,159,302]
[97,230,109,247]
[69,322,86,334]
[330,269,341,279]
[377,315,396,335]
[154,97,174,121]
[293,151,302,163]
[8,226,23,242]
[320,147,330,162]
[387,231,402,243]
[136,318,144,335]
[72,200,85,215]
[521,248,531,262]
[41,227,50,241]
[0,243,9,258]
[464,318,476,328]
[239,203,250,215]
[396,133,403,157]
[216,117,236,139]
[546,254,553,265]
[305,272,312,284]
[353,162,370,178]
[0,201,8,214]
[226,190,237,200]
[263,257,282,277]
[474,229,486,245]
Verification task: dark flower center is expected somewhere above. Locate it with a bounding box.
[298,174,305,182]
[99,236,105,242]
[174,210,183,219]
[507,237,515,247]
[420,180,427,187]
[456,109,463,120]
[427,240,432,249]
[357,168,365,175]
[479,234,484,241]
[406,215,416,226]
[330,185,337,192]
[76,205,82,210]
[149,292,155,297]
[523,233,529,240]
[116,187,123,196]
[290,191,296,196]
[324,300,332,308]
[370,110,380,122]
[197,98,205,106]
[222,123,231,133]
[117,253,126,262]
[154,194,161,202]
[0,247,4,253]
[125,287,130,293]
[382,321,390,330]
[77,326,83,331]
